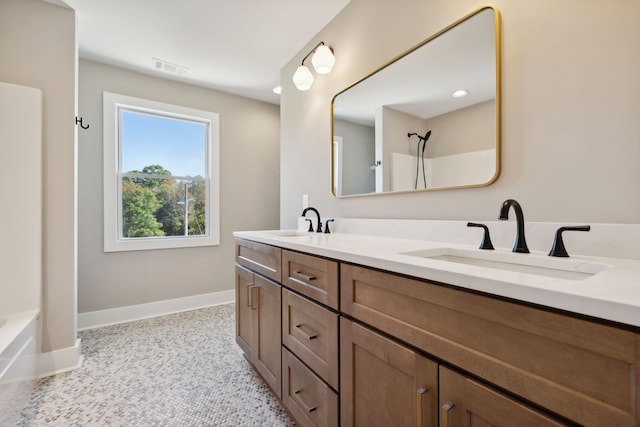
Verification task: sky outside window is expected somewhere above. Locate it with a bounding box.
[121,110,207,177]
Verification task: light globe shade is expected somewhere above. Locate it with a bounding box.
[293,65,314,90]
[311,44,335,74]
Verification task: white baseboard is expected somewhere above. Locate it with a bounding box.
[38,338,83,378]
[77,289,235,331]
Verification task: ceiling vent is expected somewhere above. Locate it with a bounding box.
[152,58,189,76]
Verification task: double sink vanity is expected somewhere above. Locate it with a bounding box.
[232,1,640,424]
[234,219,640,427]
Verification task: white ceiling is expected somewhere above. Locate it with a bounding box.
[63,0,351,104]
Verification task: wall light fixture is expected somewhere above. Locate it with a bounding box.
[292,41,335,91]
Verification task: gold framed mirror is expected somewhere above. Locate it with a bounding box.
[331,6,501,197]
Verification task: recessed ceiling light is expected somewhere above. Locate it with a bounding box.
[273,86,282,95]
[452,89,469,98]
[152,57,189,76]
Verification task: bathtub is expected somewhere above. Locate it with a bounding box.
[0,82,43,425]
[0,310,40,426]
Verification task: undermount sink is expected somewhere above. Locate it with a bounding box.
[401,247,610,280]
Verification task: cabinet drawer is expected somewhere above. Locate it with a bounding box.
[341,263,640,427]
[282,348,338,427]
[282,250,338,309]
[282,289,339,389]
[235,239,281,282]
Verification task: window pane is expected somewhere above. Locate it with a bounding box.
[104,92,219,251]
[121,110,207,177]
[121,177,206,238]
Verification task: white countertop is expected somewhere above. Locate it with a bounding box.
[234,229,640,328]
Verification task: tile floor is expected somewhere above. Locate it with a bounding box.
[17,304,295,426]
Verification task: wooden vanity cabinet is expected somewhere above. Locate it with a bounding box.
[235,240,283,399]
[236,240,340,427]
[236,238,640,426]
[341,263,640,426]
[340,317,438,427]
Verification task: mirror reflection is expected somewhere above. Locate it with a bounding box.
[331,6,501,197]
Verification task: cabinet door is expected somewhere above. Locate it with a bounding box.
[439,367,568,427]
[253,273,282,398]
[235,265,257,358]
[341,318,438,427]
[235,265,282,398]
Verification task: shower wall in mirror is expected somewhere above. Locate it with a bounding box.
[331,6,501,197]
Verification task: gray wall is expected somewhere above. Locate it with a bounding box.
[280,0,640,225]
[333,119,375,195]
[0,0,77,353]
[78,60,280,313]
[426,100,495,158]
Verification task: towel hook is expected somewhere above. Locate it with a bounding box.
[75,116,90,129]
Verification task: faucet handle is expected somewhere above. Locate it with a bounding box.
[305,218,314,232]
[324,219,334,234]
[467,222,494,250]
[549,225,590,257]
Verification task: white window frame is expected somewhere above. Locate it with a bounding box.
[103,92,220,252]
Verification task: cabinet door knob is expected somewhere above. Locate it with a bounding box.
[416,387,428,427]
[441,402,455,427]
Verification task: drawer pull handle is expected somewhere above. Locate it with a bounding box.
[294,389,317,412]
[247,284,258,310]
[441,402,454,427]
[295,324,318,340]
[416,387,428,427]
[293,271,316,281]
